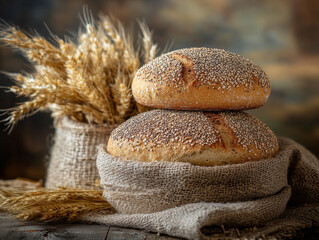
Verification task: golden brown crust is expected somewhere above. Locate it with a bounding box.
[132,48,270,110]
[107,110,279,166]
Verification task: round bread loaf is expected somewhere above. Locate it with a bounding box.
[132,47,270,110]
[107,109,278,166]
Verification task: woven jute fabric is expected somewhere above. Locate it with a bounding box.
[45,117,118,190]
[85,137,319,239]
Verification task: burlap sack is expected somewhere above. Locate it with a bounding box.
[45,117,118,190]
[85,137,319,239]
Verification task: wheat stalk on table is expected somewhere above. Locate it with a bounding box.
[0,178,113,222]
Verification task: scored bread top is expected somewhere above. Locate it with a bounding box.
[107,109,279,166]
[136,47,270,90]
[132,47,271,111]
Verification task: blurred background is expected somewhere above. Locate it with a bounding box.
[0,0,318,180]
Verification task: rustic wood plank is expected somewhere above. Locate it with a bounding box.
[0,215,62,240]
[0,213,182,240]
[47,224,109,240]
[0,213,109,240]
[107,226,182,240]
[0,223,109,240]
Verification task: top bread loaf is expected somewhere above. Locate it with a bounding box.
[132,47,270,110]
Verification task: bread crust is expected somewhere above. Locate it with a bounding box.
[107,110,279,166]
[132,48,270,110]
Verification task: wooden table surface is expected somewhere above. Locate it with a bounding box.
[2,212,319,239]
[0,213,182,240]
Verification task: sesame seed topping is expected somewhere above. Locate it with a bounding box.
[220,111,278,152]
[135,47,270,91]
[110,109,221,149]
[110,110,277,154]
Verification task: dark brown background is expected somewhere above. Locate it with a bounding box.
[0,0,318,180]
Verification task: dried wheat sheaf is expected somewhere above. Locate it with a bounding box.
[0,178,113,222]
[0,14,158,129]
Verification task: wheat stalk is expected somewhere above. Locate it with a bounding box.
[0,179,114,222]
[139,21,158,63]
[1,12,160,127]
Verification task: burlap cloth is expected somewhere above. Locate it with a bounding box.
[45,117,118,190]
[84,137,319,239]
